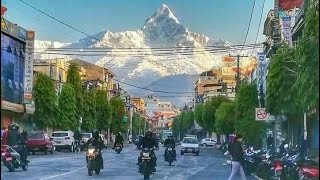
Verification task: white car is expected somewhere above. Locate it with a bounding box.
[51,131,75,152]
[181,137,200,156]
[80,133,92,148]
[200,138,216,146]
[100,134,108,148]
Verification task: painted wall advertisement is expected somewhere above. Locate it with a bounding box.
[24,31,35,108]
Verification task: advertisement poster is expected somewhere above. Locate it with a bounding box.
[24,31,35,104]
[282,16,293,47]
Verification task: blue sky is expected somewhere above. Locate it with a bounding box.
[2,0,273,44]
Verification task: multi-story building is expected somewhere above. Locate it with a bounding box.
[69,59,115,97]
[145,96,179,132]
[33,58,69,93]
[1,6,34,131]
[195,68,236,103]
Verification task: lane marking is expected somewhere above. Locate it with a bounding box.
[39,167,85,180]
[39,154,136,180]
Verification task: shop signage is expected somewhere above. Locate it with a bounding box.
[1,18,27,42]
[282,16,293,47]
[1,100,24,113]
[24,31,35,104]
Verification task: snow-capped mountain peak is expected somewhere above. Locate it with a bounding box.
[145,4,180,25]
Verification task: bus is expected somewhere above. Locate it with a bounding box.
[160,130,173,144]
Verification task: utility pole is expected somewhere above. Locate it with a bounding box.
[229,54,249,91]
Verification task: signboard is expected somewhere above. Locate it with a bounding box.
[255,108,275,121]
[24,31,35,104]
[282,16,292,47]
[1,18,27,42]
[222,56,236,76]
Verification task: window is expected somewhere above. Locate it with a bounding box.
[29,132,44,139]
[52,133,68,137]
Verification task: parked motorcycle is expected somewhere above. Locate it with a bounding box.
[114,143,122,154]
[139,147,154,180]
[86,145,102,176]
[164,145,175,166]
[1,145,29,172]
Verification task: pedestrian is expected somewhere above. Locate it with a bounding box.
[267,134,273,149]
[228,134,246,180]
[1,127,6,138]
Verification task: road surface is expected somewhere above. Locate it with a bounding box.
[1,144,258,180]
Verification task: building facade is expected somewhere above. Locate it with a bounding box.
[1,6,34,131]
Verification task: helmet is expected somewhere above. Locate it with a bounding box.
[118,132,121,136]
[168,134,173,139]
[92,129,99,139]
[145,130,152,138]
[8,123,19,131]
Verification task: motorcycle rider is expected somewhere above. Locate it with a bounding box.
[6,123,28,165]
[85,129,104,169]
[74,130,82,151]
[113,132,124,149]
[137,130,159,172]
[163,134,176,160]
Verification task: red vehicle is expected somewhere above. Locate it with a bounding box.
[27,132,54,155]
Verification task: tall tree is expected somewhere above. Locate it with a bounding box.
[295,0,319,112]
[194,104,204,128]
[95,90,111,132]
[110,97,126,134]
[81,89,97,132]
[57,84,77,130]
[66,62,84,120]
[234,81,265,147]
[266,43,300,116]
[202,95,229,143]
[215,101,236,137]
[33,73,58,129]
[132,112,145,135]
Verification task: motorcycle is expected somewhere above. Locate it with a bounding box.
[139,147,154,180]
[86,145,102,176]
[74,140,81,154]
[164,145,175,166]
[1,145,29,172]
[114,143,122,154]
[296,158,319,180]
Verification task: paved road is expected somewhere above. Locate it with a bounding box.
[1,144,258,180]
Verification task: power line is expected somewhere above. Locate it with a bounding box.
[250,0,266,57]
[240,0,257,53]
[113,78,195,94]
[17,0,106,46]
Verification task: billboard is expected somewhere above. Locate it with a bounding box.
[24,31,35,104]
[222,57,236,76]
[279,0,303,11]
[1,18,27,42]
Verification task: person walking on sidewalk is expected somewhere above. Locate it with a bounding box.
[228,134,246,180]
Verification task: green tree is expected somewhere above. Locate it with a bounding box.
[66,62,84,120]
[33,73,58,129]
[202,95,230,143]
[295,1,319,111]
[132,112,145,135]
[110,97,127,134]
[194,104,204,128]
[215,101,235,136]
[81,89,97,132]
[95,90,112,132]
[57,84,77,130]
[234,81,265,146]
[266,43,300,116]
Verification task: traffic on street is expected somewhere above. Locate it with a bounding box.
[1,144,258,180]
